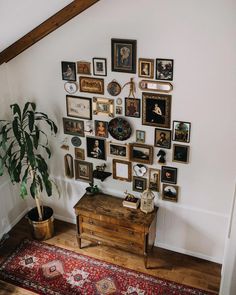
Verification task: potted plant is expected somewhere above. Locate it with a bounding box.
[85,182,99,195]
[0,102,58,240]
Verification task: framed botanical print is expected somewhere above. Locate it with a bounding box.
[61,61,76,81]
[112,159,132,182]
[142,92,171,128]
[94,120,108,138]
[154,128,171,149]
[63,117,84,137]
[93,58,107,76]
[111,38,137,73]
[93,97,114,117]
[76,61,91,75]
[66,95,92,120]
[138,58,154,79]
[161,166,177,184]
[86,137,106,160]
[133,176,147,192]
[107,142,129,160]
[74,160,93,183]
[129,143,153,165]
[148,168,161,192]
[173,144,190,164]
[125,98,141,118]
[172,121,191,143]
[156,58,174,81]
[79,76,104,94]
[162,184,179,202]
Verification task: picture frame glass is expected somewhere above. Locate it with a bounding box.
[154,128,171,149]
[63,117,84,137]
[138,58,154,78]
[161,166,177,184]
[125,98,140,118]
[86,137,106,160]
[95,120,108,138]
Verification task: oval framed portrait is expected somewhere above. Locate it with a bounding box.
[107,80,121,96]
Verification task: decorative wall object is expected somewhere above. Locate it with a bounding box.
[111,38,137,73]
[156,58,174,81]
[139,80,173,93]
[129,143,153,165]
[93,164,112,182]
[125,98,140,118]
[75,148,85,160]
[93,97,114,117]
[64,82,78,94]
[133,164,147,177]
[108,117,132,141]
[136,130,145,143]
[107,142,129,160]
[112,159,132,182]
[142,92,171,128]
[107,80,122,96]
[116,97,122,105]
[133,176,147,192]
[154,128,171,149]
[64,154,74,178]
[74,160,93,183]
[71,136,82,147]
[172,121,191,143]
[61,61,76,81]
[157,150,166,164]
[93,58,107,76]
[60,137,69,150]
[86,137,106,160]
[161,166,177,184]
[77,61,91,75]
[162,184,179,202]
[173,144,189,164]
[94,120,108,138]
[66,95,92,120]
[63,117,84,137]
[79,76,104,94]
[148,168,161,192]
[138,58,154,79]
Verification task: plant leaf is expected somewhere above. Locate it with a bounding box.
[10,104,22,120]
[27,111,35,133]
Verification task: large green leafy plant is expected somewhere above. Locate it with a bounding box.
[0,102,58,221]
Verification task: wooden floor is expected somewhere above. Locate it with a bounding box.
[0,218,221,294]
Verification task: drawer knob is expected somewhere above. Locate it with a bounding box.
[89,220,94,224]
[129,242,134,246]
[128,231,134,236]
[90,231,94,235]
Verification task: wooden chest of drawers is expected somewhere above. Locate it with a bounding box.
[74,193,158,268]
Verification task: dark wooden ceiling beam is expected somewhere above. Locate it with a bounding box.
[0,0,99,65]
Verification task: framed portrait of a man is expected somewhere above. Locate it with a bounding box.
[154,128,171,149]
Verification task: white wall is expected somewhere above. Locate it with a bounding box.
[2,0,236,263]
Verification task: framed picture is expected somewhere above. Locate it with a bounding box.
[93,97,114,117]
[162,184,179,202]
[154,128,171,149]
[173,144,190,164]
[66,95,92,120]
[138,58,154,79]
[75,148,85,160]
[74,160,93,183]
[148,168,161,192]
[139,80,173,93]
[142,92,171,128]
[172,121,191,143]
[161,166,177,184]
[156,58,174,81]
[61,61,76,81]
[79,76,104,94]
[107,142,129,160]
[77,61,91,75]
[136,130,145,143]
[93,58,107,76]
[63,117,84,137]
[129,143,153,165]
[86,137,106,160]
[64,154,74,178]
[125,98,141,118]
[111,38,137,73]
[112,159,132,182]
[133,176,147,192]
[107,80,122,96]
[116,106,123,115]
[95,120,108,138]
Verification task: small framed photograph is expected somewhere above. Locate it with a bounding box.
[149,168,161,192]
[154,128,171,149]
[142,92,171,128]
[156,58,174,81]
[61,61,76,81]
[74,148,85,160]
[79,76,104,94]
[63,117,84,137]
[74,160,93,183]
[173,121,191,143]
[95,120,108,138]
[107,142,129,160]
[125,98,141,118]
[112,159,132,182]
[66,95,92,120]
[138,58,154,79]
[93,58,107,76]
[173,144,190,164]
[161,166,177,184]
[116,106,123,115]
[129,143,153,165]
[139,80,173,93]
[93,97,114,117]
[133,176,147,192]
[77,61,91,75]
[136,130,145,143]
[86,137,106,160]
[162,184,179,202]
[111,38,137,73]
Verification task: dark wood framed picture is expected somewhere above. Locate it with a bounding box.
[162,184,179,202]
[136,130,145,143]
[112,159,132,182]
[79,76,104,94]
[86,137,106,160]
[138,58,154,79]
[154,128,171,149]
[107,142,129,160]
[161,166,177,184]
[61,61,76,81]
[74,148,85,160]
[111,38,137,73]
[95,120,108,138]
[142,92,171,128]
[133,176,147,192]
[76,61,91,75]
[74,160,93,183]
[125,98,140,118]
[129,143,153,165]
[63,117,84,137]
[148,168,161,192]
[93,58,107,76]
[66,95,92,120]
[156,58,174,81]
[172,121,191,143]
[173,144,190,164]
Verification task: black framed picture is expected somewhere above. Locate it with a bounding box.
[94,120,108,138]
[132,176,147,192]
[63,117,84,137]
[156,58,174,81]
[162,184,179,202]
[66,95,92,120]
[125,98,140,118]
[111,38,137,73]
[161,166,177,184]
[172,121,191,143]
[173,144,190,164]
[93,58,107,76]
[142,92,171,128]
[61,61,76,81]
[86,137,106,160]
[154,128,171,149]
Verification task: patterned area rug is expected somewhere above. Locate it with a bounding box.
[0,239,214,295]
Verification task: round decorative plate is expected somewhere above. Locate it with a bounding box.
[71,136,82,147]
[108,117,132,141]
[64,82,78,94]
[107,80,121,96]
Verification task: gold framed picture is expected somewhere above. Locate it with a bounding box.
[79,76,104,94]
[162,184,179,202]
[138,58,154,79]
[74,160,93,183]
[77,61,91,75]
[148,168,161,192]
[129,143,153,165]
[93,97,114,117]
[74,148,85,160]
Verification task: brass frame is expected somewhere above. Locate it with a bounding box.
[138,58,154,79]
[107,141,129,160]
[139,80,173,93]
[79,76,104,94]
[74,148,85,160]
[93,97,114,117]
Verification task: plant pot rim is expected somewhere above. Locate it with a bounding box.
[28,206,53,223]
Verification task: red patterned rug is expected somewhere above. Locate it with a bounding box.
[0,239,214,295]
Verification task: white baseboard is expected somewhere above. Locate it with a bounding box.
[54,214,76,224]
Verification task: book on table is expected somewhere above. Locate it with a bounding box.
[122,195,140,209]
